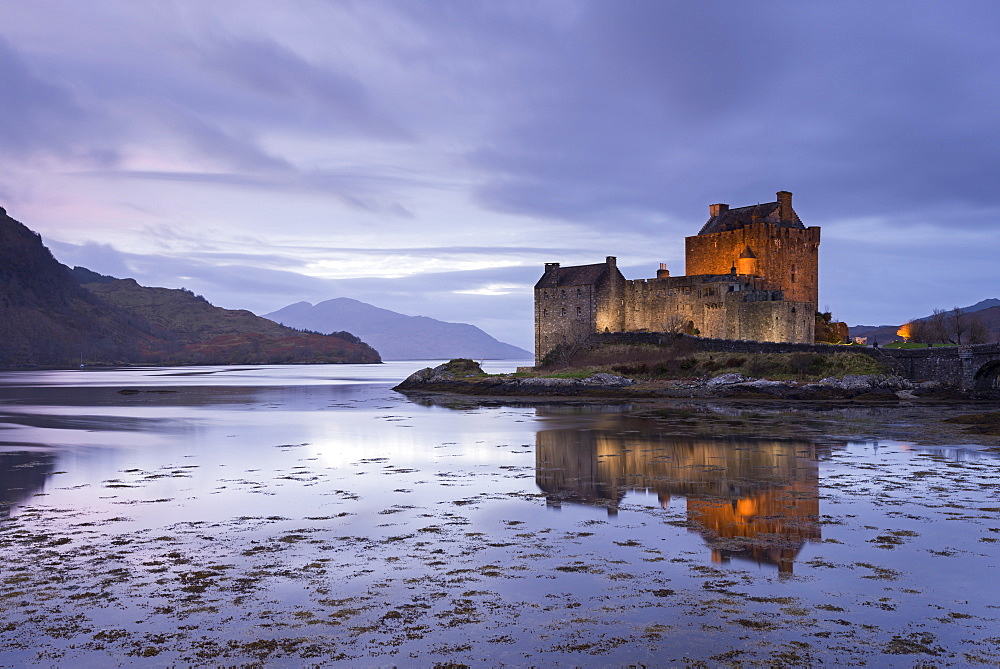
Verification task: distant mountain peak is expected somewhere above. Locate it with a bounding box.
[265,298,531,360]
[964,298,1000,313]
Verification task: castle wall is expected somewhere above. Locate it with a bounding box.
[620,275,814,344]
[733,300,815,344]
[595,271,625,334]
[534,284,596,364]
[535,263,628,365]
[685,223,820,305]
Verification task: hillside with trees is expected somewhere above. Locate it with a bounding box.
[897,307,993,345]
[0,206,380,367]
[851,301,1000,346]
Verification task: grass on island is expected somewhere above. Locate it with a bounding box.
[529,342,892,382]
[885,342,957,349]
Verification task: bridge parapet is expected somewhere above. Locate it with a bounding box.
[881,343,1000,390]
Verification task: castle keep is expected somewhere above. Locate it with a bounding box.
[534,191,819,365]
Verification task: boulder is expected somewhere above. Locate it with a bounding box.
[582,373,634,386]
[818,374,914,391]
[398,358,486,385]
[706,373,751,386]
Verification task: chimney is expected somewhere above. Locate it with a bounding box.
[709,203,729,217]
[777,191,793,222]
[656,262,670,279]
[544,262,560,273]
[606,256,617,267]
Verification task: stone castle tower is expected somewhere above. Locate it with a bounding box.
[686,191,819,305]
[534,191,819,365]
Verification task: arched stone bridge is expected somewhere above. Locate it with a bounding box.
[881,343,1000,391]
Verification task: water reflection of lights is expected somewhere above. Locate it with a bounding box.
[535,413,832,572]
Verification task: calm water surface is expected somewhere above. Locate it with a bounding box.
[0,362,997,666]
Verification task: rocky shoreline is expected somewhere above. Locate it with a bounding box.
[394,359,965,401]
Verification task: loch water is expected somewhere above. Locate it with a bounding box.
[0,362,998,666]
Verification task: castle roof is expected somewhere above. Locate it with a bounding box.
[698,201,804,236]
[535,262,612,289]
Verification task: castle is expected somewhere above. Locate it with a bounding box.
[534,191,819,365]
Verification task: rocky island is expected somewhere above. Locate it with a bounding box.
[395,323,991,400]
[394,357,952,401]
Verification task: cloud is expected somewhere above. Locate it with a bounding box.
[0,37,116,166]
[199,35,412,141]
[48,241,133,278]
[452,2,1000,229]
[3,1,1000,344]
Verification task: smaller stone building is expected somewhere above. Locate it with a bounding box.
[534,191,819,365]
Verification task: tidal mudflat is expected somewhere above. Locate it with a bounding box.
[0,363,998,666]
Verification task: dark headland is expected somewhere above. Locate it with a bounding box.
[0,206,380,367]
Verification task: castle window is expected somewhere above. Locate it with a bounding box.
[543,309,548,317]
[561,290,566,298]
[543,291,548,298]
[561,308,566,317]
[576,306,582,316]
[577,288,581,296]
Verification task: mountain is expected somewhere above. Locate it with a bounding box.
[265,298,532,360]
[85,280,381,365]
[962,298,1000,314]
[0,206,380,366]
[0,206,151,365]
[68,266,118,285]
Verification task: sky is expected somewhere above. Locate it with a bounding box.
[1,0,998,351]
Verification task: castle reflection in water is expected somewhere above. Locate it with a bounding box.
[535,408,837,573]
